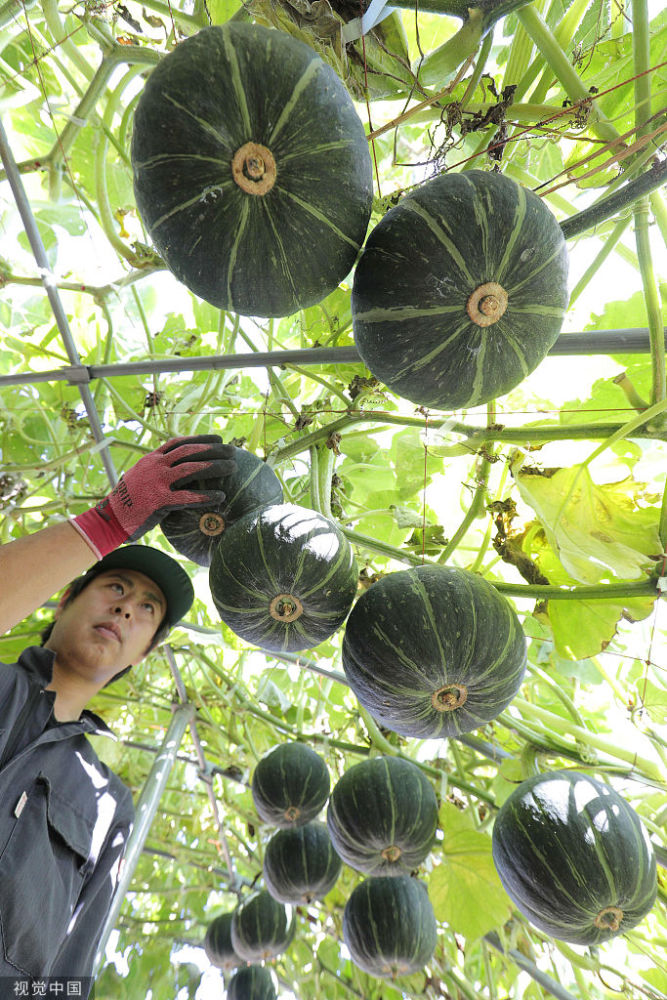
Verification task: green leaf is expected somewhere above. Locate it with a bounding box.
[512,460,661,584]
[429,803,511,939]
[256,674,292,714]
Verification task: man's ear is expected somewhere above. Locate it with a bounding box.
[53,587,73,618]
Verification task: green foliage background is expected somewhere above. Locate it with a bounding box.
[0,0,666,996]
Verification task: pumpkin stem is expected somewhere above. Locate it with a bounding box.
[232,142,277,196]
[594,906,624,932]
[432,683,468,712]
[199,511,225,537]
[381,845,402,863]
[270,593,304,623]
[284,805,300,822]
[466,281,508,327]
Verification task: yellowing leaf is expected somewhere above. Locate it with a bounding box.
[429,804,511,939]
[547,593,655,660]
[522,525,656,659]
[513,462,661,584]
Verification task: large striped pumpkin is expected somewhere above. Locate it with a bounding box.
[131,24,373,317]
[492,770,657,945]
[327,756,438,876]
[160,446,283,567]
[209,503,358,652]
[342,565,526,738]
[343,876,437,978]
[352,170,569,411]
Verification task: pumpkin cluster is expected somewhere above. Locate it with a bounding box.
[131,23,570,415]
[250,742,439,980]
[160,445,358,652]
[159,448,657,969]
[133,22,658,988]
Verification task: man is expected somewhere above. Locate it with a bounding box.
[0,434,235,984]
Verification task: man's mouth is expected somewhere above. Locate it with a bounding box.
[95,623,121,642]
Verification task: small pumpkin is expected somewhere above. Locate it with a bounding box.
[231,890,295,962]
[252,742,330,828]
[342,564,526,738]
[263,821,342,904]
[209,503,358,652]
[491,769,658,945]
[227,965,278,1000]
[160,445,283,566]
[343,875,437,978]
[352,169,569,411]
[203,911,239,970]
[327,756,438,876]
[131,23,373,317]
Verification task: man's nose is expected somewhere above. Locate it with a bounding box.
[113,604,131,618]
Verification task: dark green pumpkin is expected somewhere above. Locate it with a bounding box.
[160,446,283,566]
[327,756,438,876]
[131,23,373,318]
[343,876,437,978]
[230,890,295,961]
[209,503,358,652]
[342,564,526,739]
[491,769,658,945]
[252,742,330,828]
[263,821,342,904]
[227,964,277,1000]
[203,911,239,970]
[352,170,569,411]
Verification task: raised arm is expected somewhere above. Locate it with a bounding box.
[0,435,236,635]
[0,521,97,635]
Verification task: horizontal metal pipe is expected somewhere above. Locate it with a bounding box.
[0,329,662,390]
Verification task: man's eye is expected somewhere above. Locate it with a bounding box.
[143,603,155,615]
[111,582,124,593]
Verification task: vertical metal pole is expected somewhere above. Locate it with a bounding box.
[0,115,118,485]
[93,701,195,972]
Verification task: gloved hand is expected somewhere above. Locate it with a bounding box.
[72,435,236,558]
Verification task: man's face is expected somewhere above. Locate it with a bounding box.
[45,569,167,686]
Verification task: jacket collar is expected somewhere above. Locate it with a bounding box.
[17,644,57,685]
[16,646,117,738]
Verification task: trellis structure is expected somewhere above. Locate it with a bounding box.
[0,1,666,997]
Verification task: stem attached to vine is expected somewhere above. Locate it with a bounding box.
[510,698,664,783]
[515,6,622,147]
[439,402,496,562]
[1,44,160,186]
[271,411,663,468]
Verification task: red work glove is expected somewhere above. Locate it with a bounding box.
[72,435,236,558]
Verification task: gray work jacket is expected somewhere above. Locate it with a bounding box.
[0,646,134,981]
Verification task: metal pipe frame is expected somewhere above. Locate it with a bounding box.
[92,701,196,972]
[1,100,664,994]
[0,330,662,391]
